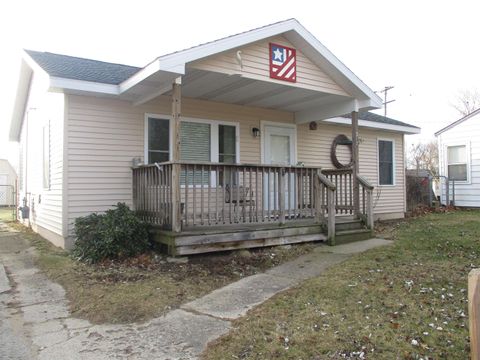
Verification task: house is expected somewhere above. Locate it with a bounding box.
[0,159,17,207]
[435,108,480,207]
[9,19,420,254]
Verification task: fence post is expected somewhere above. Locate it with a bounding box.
[469,269,480,359]
[445,178,450,206]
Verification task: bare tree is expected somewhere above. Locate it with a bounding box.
[407,140,438,176]
[451,89,480,116]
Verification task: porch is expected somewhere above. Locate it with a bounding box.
[132,162,374,255]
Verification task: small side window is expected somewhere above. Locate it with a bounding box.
[378,139,394,185]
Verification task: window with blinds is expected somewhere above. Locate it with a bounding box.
[180,122,211,185]
[378,139,394,185]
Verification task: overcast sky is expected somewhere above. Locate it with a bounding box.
[2,0,479,168]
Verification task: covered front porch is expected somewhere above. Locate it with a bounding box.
[132,161,374,255]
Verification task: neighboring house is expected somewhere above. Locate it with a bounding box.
[0,159,17,207]
[435,108,480,207]
[10,19,420,253]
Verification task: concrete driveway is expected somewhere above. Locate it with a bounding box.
[0,221,391,359]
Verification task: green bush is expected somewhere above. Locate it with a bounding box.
[72,203,150,263]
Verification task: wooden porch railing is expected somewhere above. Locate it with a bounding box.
[320,168,374,230]
[132,162,375,240]
[133,161,324,230]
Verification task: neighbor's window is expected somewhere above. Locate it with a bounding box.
[42,123,50,189]
[378,139,394,185]
[147,117,170,163]
[447,145,467,181]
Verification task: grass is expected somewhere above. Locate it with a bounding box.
[18,226,315,324]
[202,210,475,359]
[0,207,15,222]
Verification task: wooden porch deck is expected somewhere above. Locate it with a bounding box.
[151,220,326,255]
[134,162,375,255]
[151,216,373,256]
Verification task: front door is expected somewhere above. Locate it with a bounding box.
[263,125,296,211]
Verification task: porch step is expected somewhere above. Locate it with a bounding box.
[152,223,327,256]
[335,228,373,245]
[335,219,364,231]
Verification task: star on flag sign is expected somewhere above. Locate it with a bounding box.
[269,43,296,82]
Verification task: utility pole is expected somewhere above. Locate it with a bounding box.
[377,86,396,117]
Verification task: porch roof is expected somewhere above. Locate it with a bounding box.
[11,19,387,140]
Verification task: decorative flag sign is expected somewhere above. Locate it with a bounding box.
[269,43,297,83]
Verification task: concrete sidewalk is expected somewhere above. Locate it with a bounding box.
[0,221,392,359]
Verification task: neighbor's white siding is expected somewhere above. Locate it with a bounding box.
[18,74,65,246]
[437,113,480,207]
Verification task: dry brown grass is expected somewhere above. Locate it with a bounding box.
[203,210,474,359]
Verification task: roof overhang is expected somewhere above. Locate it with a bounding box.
[9,59,33,141]
[11,19,386,139]
[324,116,421,134]
[434,108,480,136]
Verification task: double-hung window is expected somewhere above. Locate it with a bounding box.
[145,116,238,185]
[378,139,394,186]
[447,145,468,181]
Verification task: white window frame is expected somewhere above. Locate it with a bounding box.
[377,138,396,187]
[444,142,470,184]
[144,113,240,187]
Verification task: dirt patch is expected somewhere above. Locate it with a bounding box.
[17,225,315,324]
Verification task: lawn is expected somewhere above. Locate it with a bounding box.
[202,210,474,359]
[0,207,15,222]
[21,227,315,324]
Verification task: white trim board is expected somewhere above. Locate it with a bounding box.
[324,117,420,135]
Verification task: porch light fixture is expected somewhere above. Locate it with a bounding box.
[252,127,260,138]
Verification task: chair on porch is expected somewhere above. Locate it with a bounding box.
[225,184,255,220]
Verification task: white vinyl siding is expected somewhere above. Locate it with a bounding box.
[43,122,51,189]
[18,74,65,245]
[297,123,406,217]
[66,94,291,237]
[437,113,480,206]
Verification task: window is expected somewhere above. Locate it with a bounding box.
[147,117,170,163]
[42,123,50,189]
[378,139,394,185]
[145,115,239,185]
[447,145,467,181]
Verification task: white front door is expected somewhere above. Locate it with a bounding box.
[263,125,296,211]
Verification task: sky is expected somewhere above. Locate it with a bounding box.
[1,0,479,169]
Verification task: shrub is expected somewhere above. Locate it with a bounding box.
[72,203,150,263]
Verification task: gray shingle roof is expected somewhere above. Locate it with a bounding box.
[342,111,419,129]
[25,50,141,85]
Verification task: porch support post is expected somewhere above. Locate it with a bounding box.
[351,110,360,217]
[171,77,182,233]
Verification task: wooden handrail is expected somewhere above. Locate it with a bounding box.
[357,174,374,190]
[133,161,323,170]
[317,172,336,191]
